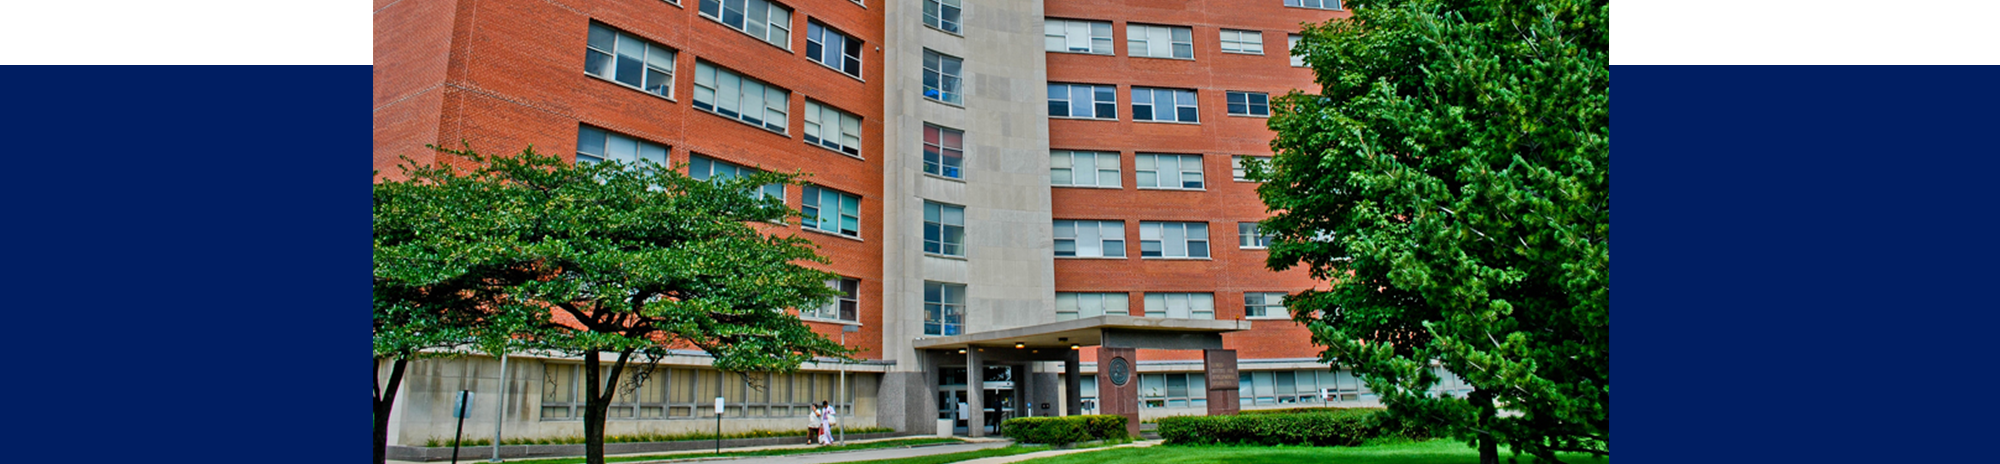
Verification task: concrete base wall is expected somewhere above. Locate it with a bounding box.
[385,431,908,462]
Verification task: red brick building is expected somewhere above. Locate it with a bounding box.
[373,0,1467,451]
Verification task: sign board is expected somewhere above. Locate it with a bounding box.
[714,397,725,415]
[453,390,474,419]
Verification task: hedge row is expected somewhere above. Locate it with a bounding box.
[1000,415,1128,445]
[1156,409,1432,446]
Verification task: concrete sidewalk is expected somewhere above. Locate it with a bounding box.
[952,439,1159,464]
[386,436,1004,464]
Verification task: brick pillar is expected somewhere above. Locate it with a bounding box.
[1096,346,1140,437]
[1204,349,1240,416]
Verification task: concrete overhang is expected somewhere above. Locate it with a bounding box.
[912,315,1253,351]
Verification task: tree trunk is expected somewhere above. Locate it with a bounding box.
[374,358,408,464]
[1470,388,1499,464]
[582,349,637,464]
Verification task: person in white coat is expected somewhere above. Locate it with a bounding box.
[818,401,837,445]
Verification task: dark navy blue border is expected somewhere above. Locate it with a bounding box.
[1,66,365,463]
[1617,65,1999,463]
[4,64,1996,463]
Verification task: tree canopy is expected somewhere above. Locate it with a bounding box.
[372,146,852,464]
[1257,0,1608,462]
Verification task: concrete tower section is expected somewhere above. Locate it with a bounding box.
[877,0,1059,433]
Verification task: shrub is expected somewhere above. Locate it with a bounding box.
[1156,409,1425,446]
[1002,415,1128,445]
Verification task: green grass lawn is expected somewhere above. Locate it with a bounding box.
[838,444,1053,464]
[492,437,964,464]
[1015,440,1607,464]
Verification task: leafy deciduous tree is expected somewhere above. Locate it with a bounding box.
[373,146,852,464]
[1256,1,1608,462]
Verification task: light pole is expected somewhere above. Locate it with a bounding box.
[840,324,858,444]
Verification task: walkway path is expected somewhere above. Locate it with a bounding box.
[952,439,1159,464]
[721,440,1011,464]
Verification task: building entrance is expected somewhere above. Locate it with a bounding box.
[937,366,1015,435]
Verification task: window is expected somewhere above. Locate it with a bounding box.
[923,0,962,34]
[586,23,677,98]
[1219,29,1264,54]
[1232,155,1270,181]
[801,185,860,237]
[576,125,670,168]
[924,201,965,256]
[693,61,790,133]
[1139,221,1209,258]
[806,21,863,78]
[1226,91,1270,116]
[1139,373,1207,409]
[689,154,785,202]
[1245,292,1287,318]
[1135,154,1204,189]
[1241,368,1369,407]
[924,125,965,178]
[806,277,859,321]
[1050,150,1121,188]
[924,281,965,336]
[1044,19,1112,54]
[1047,83,1117,120]
[804,100,863,156]
[1057,293,1128,320]
[1127,24,1193,59]
[1289,35,1304,67]
[1131,87,1198,123]
[1054,220,1126,258]
[922,50,963,105]
[1284,0,1341,10]
[1238,222,1273,249]
[698,0,793,49]
[1143,292,1215,319]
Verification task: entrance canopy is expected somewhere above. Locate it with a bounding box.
[914,315,1252,351]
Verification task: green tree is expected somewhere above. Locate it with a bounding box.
[1256,1,1608,463]
[373,146,852,464]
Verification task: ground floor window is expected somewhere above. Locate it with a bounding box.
[539,363,855,420]
[1139,372,1207,409]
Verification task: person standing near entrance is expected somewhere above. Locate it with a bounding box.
[818,401,836,445]
[806,403,823,445]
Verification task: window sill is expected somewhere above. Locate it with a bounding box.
[1227,113,1272,119]
[801,317,863,326]
[1282,6,1344,12]
[1135,186,1207,192]
[808,59,867,83]
[924,24,964,37]
[695,106,790,137]
[801,226,864,242]
[1141,257,1213,261]
[1052,184,1122,190]
[1220,50,1266,56]
[1133,120,1201,126]
[1048,50,1114,57]
[1239,246,1268,251]
[805,140,866,160]
[924,96,967,108]
[923,172,966,183]
[1056,256,1128,260]
[586,73,677,103]
[1233,178,1260,183]
[1131,55,1196,62]
[1048,115,1119,122]
[924,253,968,261]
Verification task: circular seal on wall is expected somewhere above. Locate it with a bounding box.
[1108,357,1131,386]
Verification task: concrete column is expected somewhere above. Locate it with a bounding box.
[1096,346,1139,437]
[1064,350,1082,416]
[1203,349,1240,416]
[967,349,985,437]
